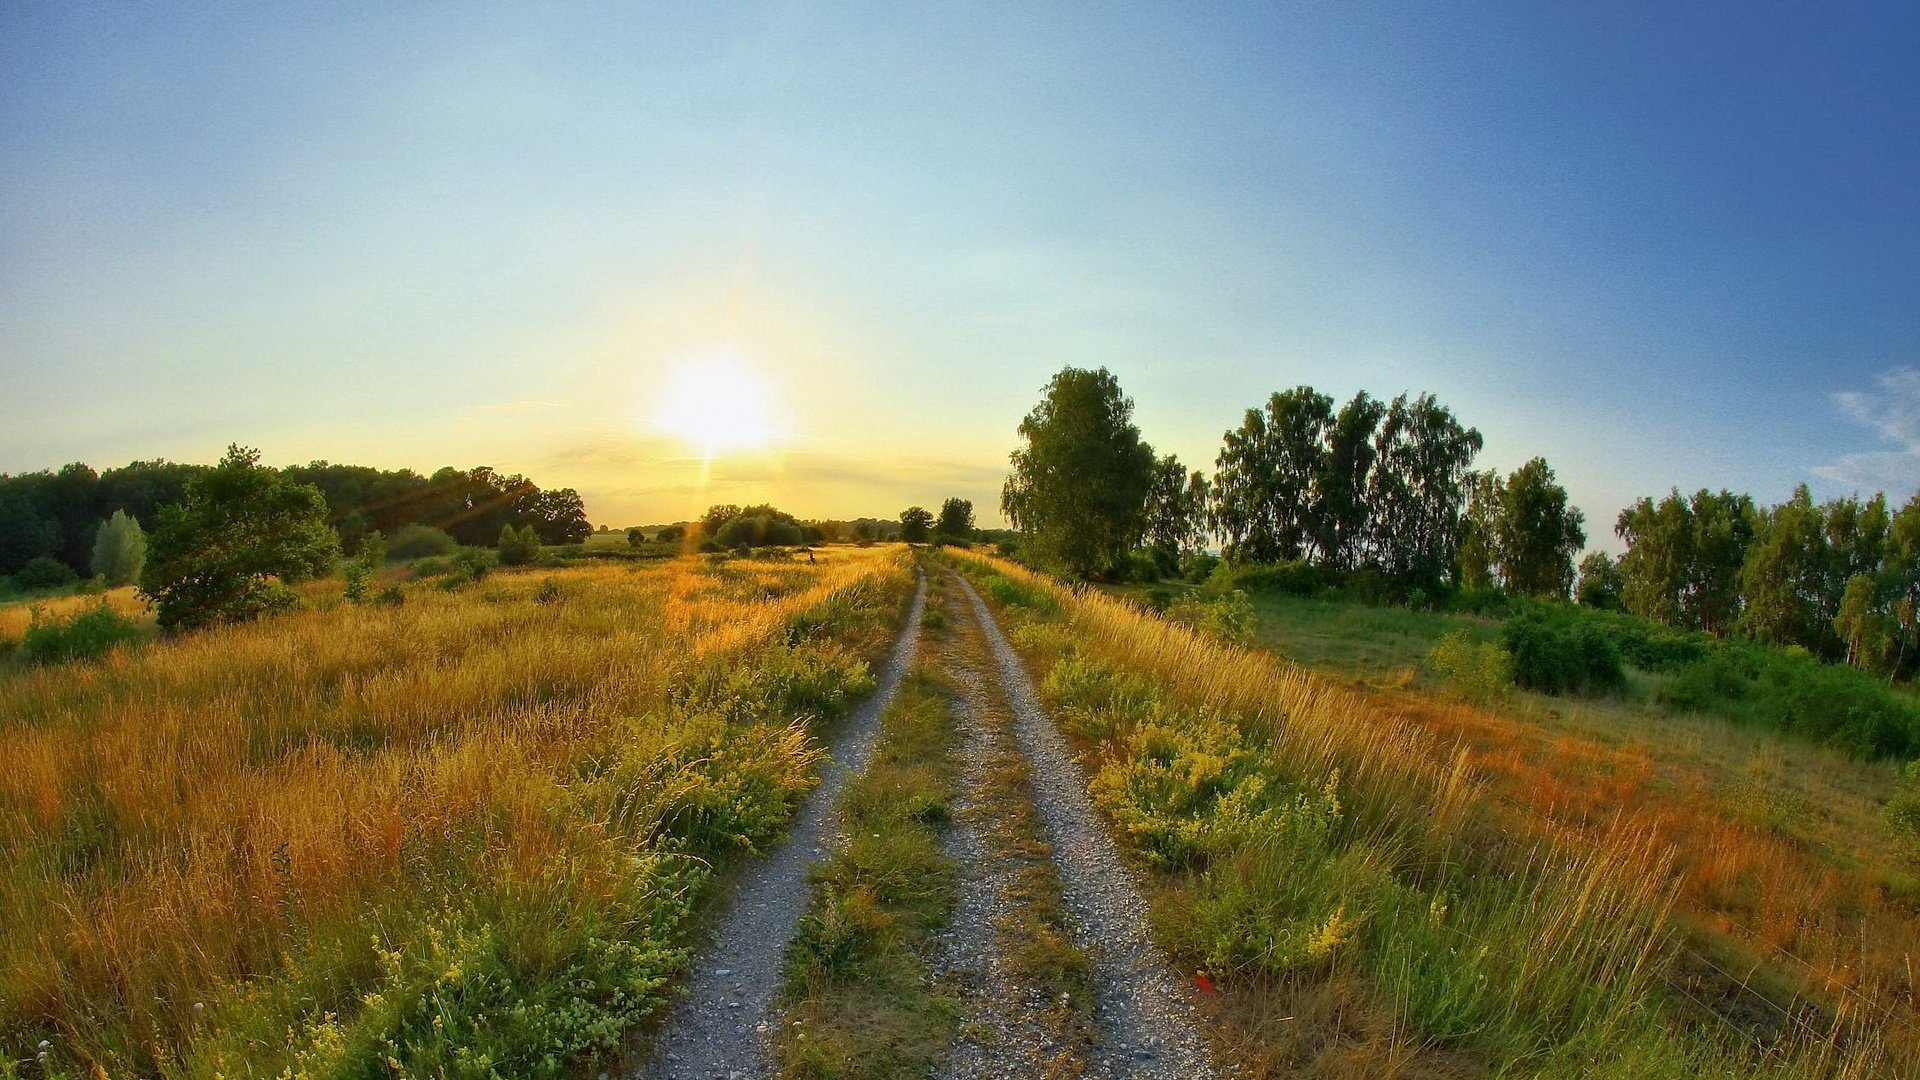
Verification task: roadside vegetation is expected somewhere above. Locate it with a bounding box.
[0,548,912,1078]
[948,548,1901,1078]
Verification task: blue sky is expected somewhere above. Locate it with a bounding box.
[3,2,1916,540]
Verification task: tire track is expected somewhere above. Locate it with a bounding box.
[634,570,926,1080]
[952,572,1220,1080]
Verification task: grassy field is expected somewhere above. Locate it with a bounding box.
[0,547,913,1078]
[977,553,1902,1078]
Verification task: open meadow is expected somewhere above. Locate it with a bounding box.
[0,548,912,1078]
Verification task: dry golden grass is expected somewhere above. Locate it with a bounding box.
[950,549,1902,1078]
[0,586,152,644]
[0,547,910,1077]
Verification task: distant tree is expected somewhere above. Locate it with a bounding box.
[698,504,744,543]
[1615,492,1694,626]
[1495,458,1585,598]
[1001,367,1156,579]
[140,445,339,632]
[1834,572,1892,672]
[1456,470,1504,591]
[1210,386,1333,563]
[1314,391,1385,570]
[1576,551,1625,610]
[655,523,686,544]
[1684,490,1756,634]
[936,497,976,539]
[899,506,934,544]
[387,524,459,561]
[627,526,646,548]
[1144,455,1209,558]
[14,555,76,590]
[1739,485,1831,650]
[1365,393,1483,585]
[90,509,147,586]
[498,523,540,565]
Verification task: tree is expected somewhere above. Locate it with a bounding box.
[1739,485,1831,651]
[1615,492,1694,626]
[498,523,540,565]
[627,526,646,548]
[1456,470,1504,591]
[140,445,339,632]
[936,497,976,539]
[1001,367,1156,579]
[90,509,146,586]
[1314,391,1385,570]
[1144,455,1208,558]
[655,524,686,544]
[899,506,933,543]
[1576,552,1625,609]
[1210,386,1333,563]
[1685,490,1756,634]
[1495,458,1585,598]
[1834,572,1892,672]
[1365,393,1483,585]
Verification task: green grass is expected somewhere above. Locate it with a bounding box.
[775,666,961,1079]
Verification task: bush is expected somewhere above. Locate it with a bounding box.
[15,555,77,590]
[20,602,145,664]
[1178,550,1219,584]
[1166,590,1257,645]
[342,557,374,602]
[1445,587,1514,618]
[498,523,541,566]
[373,585,405,606]
[1500,610,1625,697]
[1885,762,1920,865]
[1428,630,1513,703]
[387,524,459,561]
[1659,645,1920,758]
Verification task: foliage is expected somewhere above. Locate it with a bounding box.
[387,523,459,561]
[89,509,146,586]
[1001,366,1156,579]
[139,445,340,632]
[699,504,812,548]
[1364,393,1484,586]
[498,523,542,566]
[1577,550,1625,609]
[1143,453,1209,558]
[1885,761,1920,865]
[933,496,974,539]
[626,526,646,547]
[18,601,145,664]
[1428,629,1513,703]
[1165,589,1257,645]
[1207,558,1322,598]
[1494,458,1586,597]
[1500,608,1627,696]
[897,506,933,544]
[654,523,685,543]
[342,556,375,602]
[1210,385,1333,563]
[12,555,75,590]
[1659,644,1920,758]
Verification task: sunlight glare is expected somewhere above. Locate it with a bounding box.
[652,354,791,461]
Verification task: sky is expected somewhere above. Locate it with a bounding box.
[3,2,1917,543]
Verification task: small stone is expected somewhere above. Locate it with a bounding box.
[714,968,731,976]
[726,1000,741,1009]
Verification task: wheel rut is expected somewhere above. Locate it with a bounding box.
[950,572,1220,1080]
[633,570,926,1080]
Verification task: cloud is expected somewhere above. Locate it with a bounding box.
[1815,368,1920,493]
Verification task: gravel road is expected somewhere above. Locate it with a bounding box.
[633,570,926,1080]
[953,573,1221,1080]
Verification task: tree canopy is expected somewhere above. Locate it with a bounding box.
[1001,367,1156,580]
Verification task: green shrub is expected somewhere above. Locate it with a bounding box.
[387,524,459,561]
[20,602,145,664]
[1166,589,1256,645]
[1661,645,1920,758]
[498,523,541,566]
[15,555,77,590]
[1445,587,1514,618]
[1179,550,1220,584]
[1428,630,1513,703]
[373,585,405,606]
[983,574,1058,615]
[1885,762,1920,865]
[1210,559,1320,597]
[1501,610,1625,696]
[342,557,374,602]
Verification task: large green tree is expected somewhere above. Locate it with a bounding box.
[1495,457,1586,598]
[1001,367,1156,579]
[89,508,146,586]
[141,446,340,632]
[1739,485,1831,650]
[1313,391,1385,571]
[1143,454,1209,558]
[1365,393,1483,585]
[935,497,975,539]
[1210,386,1332,563]
[899,506,934,544]
[1615,492,1695,626]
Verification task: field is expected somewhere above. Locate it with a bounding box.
[0,548,913,1078]
[1097,576,1918,1074]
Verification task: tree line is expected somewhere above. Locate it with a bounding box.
[1002,368,1585,597]
[0,455,593,586]
[1601,485,1920,674]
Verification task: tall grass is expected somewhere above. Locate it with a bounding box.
[946,549,1895,1078]
[0,550,912,1078]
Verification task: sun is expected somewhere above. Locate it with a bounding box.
[652,354,790,460]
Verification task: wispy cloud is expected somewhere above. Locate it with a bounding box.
[1815,367,1920,493]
